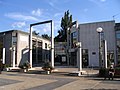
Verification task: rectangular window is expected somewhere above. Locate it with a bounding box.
[71,31,77,48]
[12,36,17,45]
[116,30,120,39]
[45,43,47,49]
[38,41,42,48]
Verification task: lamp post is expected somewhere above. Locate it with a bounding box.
[96,27,103,68]
[67,27,70,65]
[2,33,5,64]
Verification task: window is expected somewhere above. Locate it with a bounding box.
[82,49,89,67]
[38,41,42,48]
[12,36,17,45]
[101,32,104,40]
[71,31,77,48]
[45,43,47,49]
[116,30,120,39]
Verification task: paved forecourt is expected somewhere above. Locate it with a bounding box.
[0,68,120,90]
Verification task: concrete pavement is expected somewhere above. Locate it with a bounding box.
[0,67,120,90]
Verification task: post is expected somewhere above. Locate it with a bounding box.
[77,42,82,71]
[67,28,70,65]
[36,38,38,64]
[51,21,54,68]
[76,21,79,67]
[13,47,15,68]
[99,32,102,68]
[30,26,32,68]
[104,40,107,68]
[2,48,5,64]
[96,27,103,68]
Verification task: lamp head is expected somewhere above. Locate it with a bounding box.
[96,27,103,33]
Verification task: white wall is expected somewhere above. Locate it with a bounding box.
[17,33,29,66]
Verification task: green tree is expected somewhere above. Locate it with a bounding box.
[55,10,72,42]
[32,31,39,35]
[42,34,51,40]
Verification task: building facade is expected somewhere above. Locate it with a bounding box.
[0,30,51,67]
[115,23,120,64]
[1,20,120,68]
[69,20,117,67]
[54,42,66,65]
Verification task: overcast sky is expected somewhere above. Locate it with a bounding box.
[0,0,120,36]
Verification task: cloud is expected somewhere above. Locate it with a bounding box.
[12,21,26,28]
[31,23,51,35]
[88,0,106,7]
[31,8,43,16]
[47,0,62,11]
[54,12,63,17]
[89,0,106,4]
[43,24,51,33]
[48,0,58,7]
[5,13,38,21]
[29,20,61,36]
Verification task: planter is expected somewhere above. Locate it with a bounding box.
[6,68,10,71]
[46,70,50,74]
[20,69,28,72]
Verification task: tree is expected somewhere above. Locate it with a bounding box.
[32,31,39,35]
[55,10,72,42]
[42,34,51,40]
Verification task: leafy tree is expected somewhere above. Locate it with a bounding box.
[32,31,39,35]
[42,34,51,40]
[55,10,72,42]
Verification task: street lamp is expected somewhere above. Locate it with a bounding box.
[67,27,70,65]
[96,27,103,68]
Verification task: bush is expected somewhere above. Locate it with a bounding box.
[4,64,10,68]
[19,62,31,69]
[115,68,120,77]
[99,68,109,77]
[42,61,54,71]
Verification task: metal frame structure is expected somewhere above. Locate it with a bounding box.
[29,20,54,68]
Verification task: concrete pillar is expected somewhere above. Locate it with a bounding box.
[36,39,38,64]
[77,42,82,71]
[104,40,107,68]
[76,21,79,67]
[30,26,33,68]
[2,48,5,64]
[13,47,15,68]
[51,21,54,68]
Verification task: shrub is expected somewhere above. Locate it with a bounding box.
[115,68,120,77]
[4,64,10,68]
[19,62,31,69]
[42,61,54,71]
[99,68,109,77]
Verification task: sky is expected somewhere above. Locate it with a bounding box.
[0,0,120,36]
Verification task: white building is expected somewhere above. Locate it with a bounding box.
[0,30,51,67]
